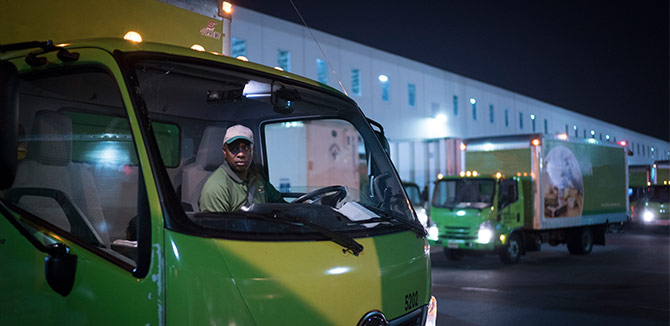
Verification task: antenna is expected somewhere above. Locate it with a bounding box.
[289,0,348,96]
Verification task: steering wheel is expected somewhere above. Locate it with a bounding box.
[293,185,347,207]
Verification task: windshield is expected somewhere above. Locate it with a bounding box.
[432,178,495,209]
[646,186,669,203]
[130,56,415,239]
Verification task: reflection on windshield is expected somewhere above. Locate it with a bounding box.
[646,186,670,203]
[432,179,495,208]
[133,58,416,240]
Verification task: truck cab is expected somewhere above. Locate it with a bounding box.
[429,173,531,263]
[0,38,435,325]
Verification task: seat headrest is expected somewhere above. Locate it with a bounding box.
[196,125,227,171]
[27,111,72,166]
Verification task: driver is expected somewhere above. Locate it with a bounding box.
[199,124,283,212]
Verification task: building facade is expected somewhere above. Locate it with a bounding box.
[229,6,669,189]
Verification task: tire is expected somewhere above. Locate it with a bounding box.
[567,227,593,255]
[499,233,521,264]
[443,248,464,261]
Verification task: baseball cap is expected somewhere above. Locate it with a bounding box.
[223,124,254,145]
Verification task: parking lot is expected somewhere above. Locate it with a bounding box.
[430,225,670,326]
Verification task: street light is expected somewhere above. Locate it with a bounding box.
[217,1,233,55]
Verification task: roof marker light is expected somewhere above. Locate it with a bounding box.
[495,172,502,179]
[557,133,568,140]
[618,140,627,147]
[378,75,388,82]
[472,170,479,177]
[191,44,206,51]
[437,173,444,180]
[531,138,541,146]
[123,31,143,43]
[460,143,467,151]
[222,1,233,14]
[273,66,284,71]
[459,171,466,177]
[466,171,472,177]
[236,56,249,61]
[469,98,476,105]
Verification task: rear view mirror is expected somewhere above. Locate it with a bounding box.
[271,85,300,114]
[0,61,19,189]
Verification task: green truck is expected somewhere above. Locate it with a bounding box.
[427,134,629,263]
[630,161,670,226]
[0,1,435,324]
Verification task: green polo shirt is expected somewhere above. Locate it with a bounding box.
[199,163,283,212]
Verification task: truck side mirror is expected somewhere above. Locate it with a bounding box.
[0,61,19,189]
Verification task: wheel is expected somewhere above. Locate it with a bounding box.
[567,227,593,255]
[499,233,521,264]
[443,248,464,261]
[292,185,347,207]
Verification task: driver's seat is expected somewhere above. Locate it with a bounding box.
[181,125,227,212]
[9,110,110,248]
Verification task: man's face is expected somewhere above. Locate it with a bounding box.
[223,139,253,174]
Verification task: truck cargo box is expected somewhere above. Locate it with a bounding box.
[464,134,629,230]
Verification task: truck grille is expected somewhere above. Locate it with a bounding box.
[442,226,476,240]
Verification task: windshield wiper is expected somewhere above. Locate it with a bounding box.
[197,210,364,256]
[353,203,426,237]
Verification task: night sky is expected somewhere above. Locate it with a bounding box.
[236,1,669,141]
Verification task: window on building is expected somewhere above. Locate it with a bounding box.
[316,58,328,84]
[431,102,440,117]
[277,49,291,72]
[531,114,536,132]
[574,125,578,138]
[453,95,458,116]
[231,37,247,58]
[471,98,477,120]
[351,69,361,96]
[504,109,509,127]
[583,129,587,138]
[519,112,523,129]
[379,75,390,102]
[408,83,416,107]
[489,105,494,124]
[544,119,548,134]
[565,124,569,134]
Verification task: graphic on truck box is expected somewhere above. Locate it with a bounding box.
[542,145,584,218]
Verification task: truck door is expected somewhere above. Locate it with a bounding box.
[0,49,162,324]
[497,179,523,227]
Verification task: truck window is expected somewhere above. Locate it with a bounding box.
[432,179,495,208]
[265,119,368,202]
[132,57,416,239]
[403,183,423,207]
[4,68,143,266]
[498,179,518,209]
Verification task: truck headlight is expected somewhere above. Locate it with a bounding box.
[416,207,428,227]
[643,210,655,222]
[477,228,493,244]
[428,225,439,241]
[425,296,437,326]
[477,221,493,244]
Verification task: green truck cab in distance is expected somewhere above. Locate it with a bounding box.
[630,185,670,226]
[428,134,629,264]
[0,37,435,325]
[429,174,531,263]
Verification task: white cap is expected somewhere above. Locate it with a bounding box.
[223,124,254,145]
